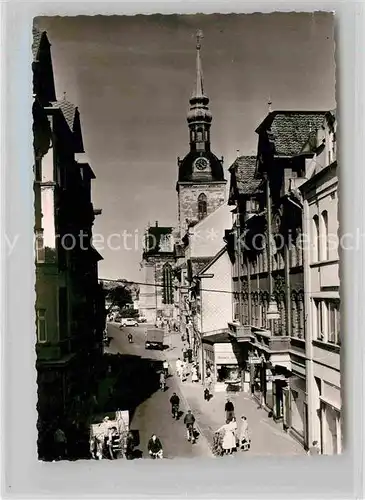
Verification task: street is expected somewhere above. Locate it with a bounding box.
[105,323,212,459]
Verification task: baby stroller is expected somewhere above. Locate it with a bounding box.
[240,437,251,451]
[212,431,224,457]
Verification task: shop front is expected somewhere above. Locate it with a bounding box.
[247,351,292,418]
[271,373,289,421]
[202,331,242,392]
[319,381,342,455]
[287,375,307,445]
[203,342,214,378]
[320,402,341,455]
[248,353,268,407]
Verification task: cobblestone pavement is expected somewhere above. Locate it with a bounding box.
[164,331,306,457]
[106,323,212,459]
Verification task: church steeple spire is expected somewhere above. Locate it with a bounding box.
[187,29,212,152]
[194,29,204,98]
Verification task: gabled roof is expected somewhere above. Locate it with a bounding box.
[51,99,77,131]
[196,246,227,277]
[190,256,212,276]
[229,156,262,202]
[256,111,327,156]
[50,99,85,152]
[32,26,44,61]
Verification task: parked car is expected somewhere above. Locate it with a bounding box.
[119,318,139,328]
[145,329,164,350]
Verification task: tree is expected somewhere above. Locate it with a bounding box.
[121,307,138,319]
[104,284,133,314]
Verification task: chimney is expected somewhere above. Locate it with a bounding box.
[155,221,158,227]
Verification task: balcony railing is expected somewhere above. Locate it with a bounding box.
[252,327,290,353]
[228,322,252,342]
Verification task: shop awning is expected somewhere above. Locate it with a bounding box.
[202,329,231,344]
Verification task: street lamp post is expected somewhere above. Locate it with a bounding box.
[265,173,279,331]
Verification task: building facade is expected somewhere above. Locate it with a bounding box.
[139,222,175,323]
[178,204,233,375]
[33,27,105,460]
[227,112,328,448]
[300,111,341,454]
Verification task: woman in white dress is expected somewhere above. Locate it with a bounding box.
[217,419,237,455]
[191,365,198,382]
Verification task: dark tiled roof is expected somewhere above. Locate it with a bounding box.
[257,111,327,156]
[229,156,262,196]
[51,99,77,131]
[32,26,44,61]
[178,151,225,183]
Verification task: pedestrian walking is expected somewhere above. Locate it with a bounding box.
[125,431,135,459]
[53,426,67,460]
[163,359,169,376]
[231,416,238,448]
[204,387,210,401]
[191,365,198,383]
[225,398,235,422]
[206,374,213,391]
[182,345,187,362]
[181,360,187,382]
[307,440,320,455]
[176,357,182,378]
[159,371,166,391]
[238,415,250,451]
[216,419,236,455]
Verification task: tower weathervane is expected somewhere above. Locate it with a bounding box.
[196,29,204,50]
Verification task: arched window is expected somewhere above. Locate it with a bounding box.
[198,193,207,220]
[312,215,320,262]
[162,263,173,304]
[320,210,329,261]
[196,128,203,142]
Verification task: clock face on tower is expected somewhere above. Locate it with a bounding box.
[194,157,210,171]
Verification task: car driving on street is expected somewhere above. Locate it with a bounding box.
[119,318,139,328]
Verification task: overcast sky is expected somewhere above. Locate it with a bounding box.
[35,13,335,281]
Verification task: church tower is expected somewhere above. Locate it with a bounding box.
[176,30,227,237]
